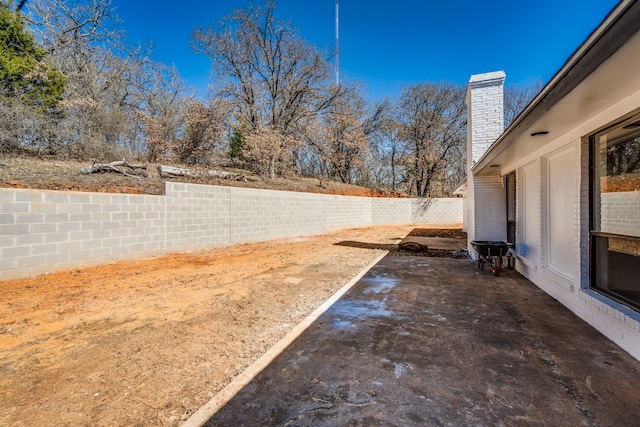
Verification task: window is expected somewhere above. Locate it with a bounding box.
[590,113,640,310]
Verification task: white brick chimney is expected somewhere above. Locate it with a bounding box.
[467,71,506,169]
[465,71,507,257]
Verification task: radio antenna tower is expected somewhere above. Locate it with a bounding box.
[335,0,339,85]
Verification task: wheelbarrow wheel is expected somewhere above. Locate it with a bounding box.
[491,257,500,276]
[478,258,485,270]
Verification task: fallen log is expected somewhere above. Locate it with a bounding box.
[80,160,149,178]
[207,169,243,180]
[157,164,244,180]
[157,164,192,178]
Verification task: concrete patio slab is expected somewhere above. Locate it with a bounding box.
[198,255,640,426]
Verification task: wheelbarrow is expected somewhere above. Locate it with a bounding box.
[470,241,512,276]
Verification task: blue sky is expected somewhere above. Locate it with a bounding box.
[112,0,620,100]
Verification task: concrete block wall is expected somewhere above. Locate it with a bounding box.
[0,190,169,275]
[226,187,326,244]
[601,191,640,236]
[0,184,462,280]
[163,184,231,251]
[411,198,464,225]
[370,198,464,226]
[371,198,412,224]
[325,195,373,231]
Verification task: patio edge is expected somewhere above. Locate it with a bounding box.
[181,252,388,427]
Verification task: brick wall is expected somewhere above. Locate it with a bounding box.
[0,184,462,280]
[466,71,506,169]
[471,174,507,242]
[465,71,506,256]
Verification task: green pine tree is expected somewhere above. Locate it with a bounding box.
[0,1,65,111]
[229,125,246,162]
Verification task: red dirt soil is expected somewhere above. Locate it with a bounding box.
[0,225,451,426]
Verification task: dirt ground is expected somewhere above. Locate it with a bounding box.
[0,156,407,197]
[0,225,465,427]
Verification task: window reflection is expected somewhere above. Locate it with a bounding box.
[591,114,640,310]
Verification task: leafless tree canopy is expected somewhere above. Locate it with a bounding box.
[504,80,543,128]
[192,1,346,136]
[395,82,467,197]
[5,0,188,159]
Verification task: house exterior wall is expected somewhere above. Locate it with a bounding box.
[462,196,468,232]
[514,143,581,290]
[503,114,640,362]
[0,184,463,280]
[463,55,640,360]
[471,174,506,242]
[509,136,640,361]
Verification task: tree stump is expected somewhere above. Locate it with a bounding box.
[398,236,429,252]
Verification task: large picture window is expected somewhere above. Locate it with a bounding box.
[590,113,640,310]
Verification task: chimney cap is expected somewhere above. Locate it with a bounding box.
[468,71,506,88]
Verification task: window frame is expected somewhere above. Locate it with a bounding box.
[589,112,640,311]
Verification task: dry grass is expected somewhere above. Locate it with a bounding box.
[0,155,406,197]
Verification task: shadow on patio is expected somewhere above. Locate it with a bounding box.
[191,236,640,426]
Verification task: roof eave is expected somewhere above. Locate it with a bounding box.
[471,0,640,175]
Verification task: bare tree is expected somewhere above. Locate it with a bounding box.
[24,0,119,56]
[296,90,368,184]
[244,125,298,180]
[21,0,134,157]
[397,82,467,197]
[326,112,369,183]
[1,1,66,155]
[20,0,193,161]
[370,101,404,191]
[192,1,347,177]
[133,63,189,161]
[176,98,231,165]
[504,80,543,128]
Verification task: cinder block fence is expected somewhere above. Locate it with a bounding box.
[0,183,462,280]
